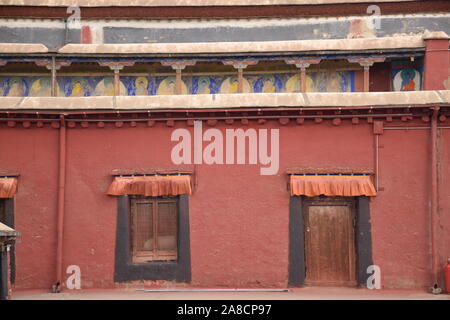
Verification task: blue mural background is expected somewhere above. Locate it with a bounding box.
[0,71,356,97]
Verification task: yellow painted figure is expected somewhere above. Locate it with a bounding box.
[70,78,86,97]
[8,77,24,97]
[326,72,342,92]
[286,74,315,92]
[95,77,126,96]
[262,76,276,93]
[220,76,251,93]
[197,77,211,94]
[135,77,148,96]
[30,78,53,96]
[157,77,188,95]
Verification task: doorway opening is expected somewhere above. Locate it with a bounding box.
[303,197,356,286]
[288,195,373,288]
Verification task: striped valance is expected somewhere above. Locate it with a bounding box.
[107,175,192,197]
[0,178,18,198]
[290,174,376,197]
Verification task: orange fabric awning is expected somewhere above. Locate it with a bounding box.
[290,174,376,197]
[0,178,18,198]
[107,175,192,197]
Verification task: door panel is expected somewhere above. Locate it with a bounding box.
[304,199,356,286]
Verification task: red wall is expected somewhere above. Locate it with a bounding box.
[424,39,450,90]
[0,127,58,289]
[440,129,450,286]
[0,119,448,290]
[371,130,430,288]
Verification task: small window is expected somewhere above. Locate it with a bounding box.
[130,197,178,263]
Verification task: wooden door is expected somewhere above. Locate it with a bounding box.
[304,198,356,286]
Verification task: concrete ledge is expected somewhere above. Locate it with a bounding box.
[0,0,416,8]
[19,96,115,110]
[58,36,424,55]
[0,43,49,54]
[0,91,448,111]
[423,31,450,40]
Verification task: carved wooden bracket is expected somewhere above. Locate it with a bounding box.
[98,60,136,72]
[284,58,321,70]
[347,57,386,68]
[160,60,197,71]
[35,59,72,70]
[222,60,258,70]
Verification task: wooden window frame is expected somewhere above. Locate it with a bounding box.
[130,197,178,263]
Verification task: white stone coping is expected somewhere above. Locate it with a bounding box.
[58,36,426,55]
[0,91,448,110]
[0,43,49,53]
[0,0,416,7]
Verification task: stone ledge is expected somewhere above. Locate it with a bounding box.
[0,43,49,53]
[0,91,448,110]
[58,36,425,55]
[0,0,416,8]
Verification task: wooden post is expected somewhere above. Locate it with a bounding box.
[300,67,307,93]
[222,60,258,93]
[112,67,122,96]
[284,58,321,93]
[363,66,370,92]
[175,68,182,95]
[35,59,71,97]
[160,60,196,95]
[51,57,57,97]
[98,61,136,96]
[347,57,385,93]
[237,68,244,93]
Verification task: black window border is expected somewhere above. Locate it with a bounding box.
[288,196,373,287]
[114,194,191,283]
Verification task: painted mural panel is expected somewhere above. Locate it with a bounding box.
[122,76,154,96]
[155,76,188,95]
[392,67,422,91]
[58,77,95,97]
[29,77,53,96]
[220,76,251,93]
[187,71,355,94]
[190,76,221,94]
[0,76,52,97]
[248,74,284,93]
[0,71,355,97]
[57,76,128,96]
[95,77,126,96]
[248,71,355,93]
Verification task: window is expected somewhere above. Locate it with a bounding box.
[130,197,178,263]
[114,194,191,283]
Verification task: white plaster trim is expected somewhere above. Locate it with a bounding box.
[1,91,448,110]
[0,0,416,8]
